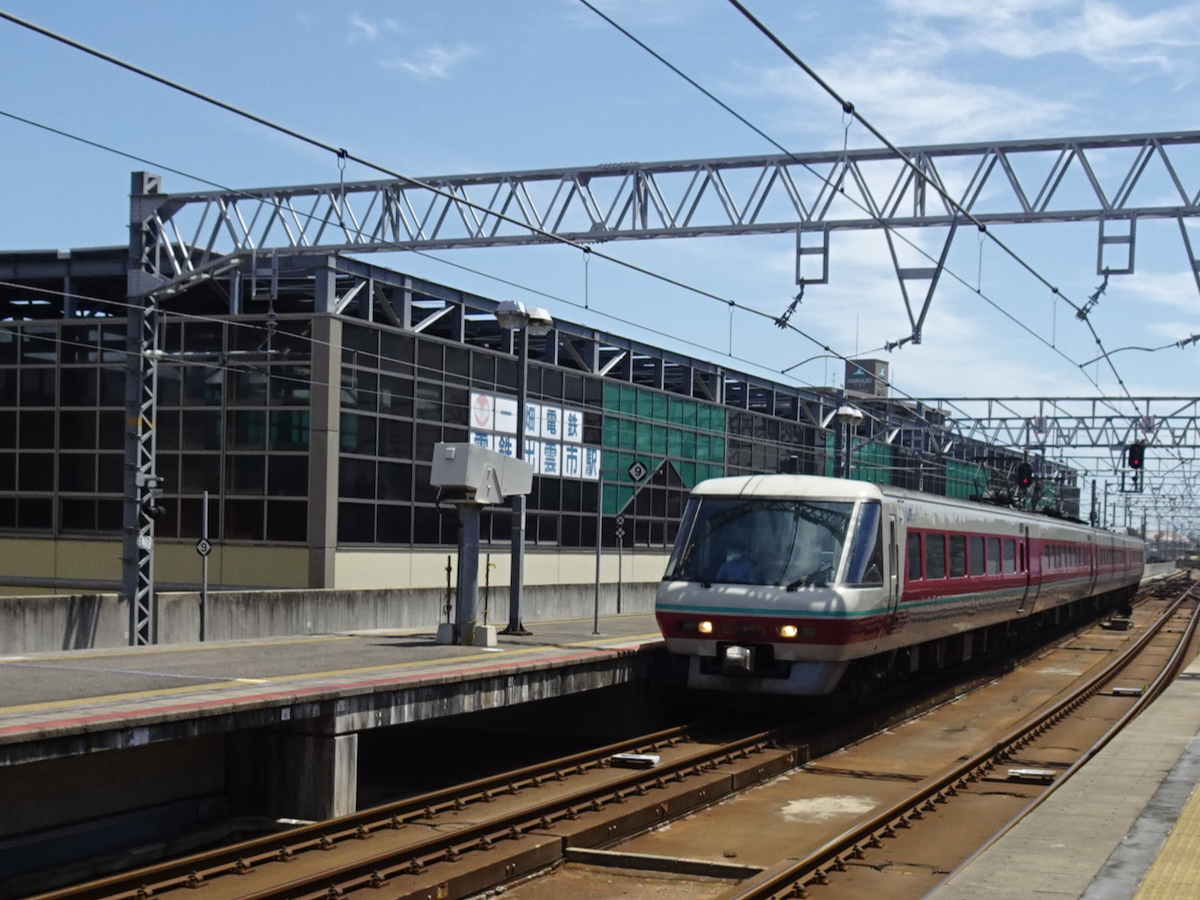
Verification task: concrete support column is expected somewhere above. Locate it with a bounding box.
[308,315,342,589]
[227,718,358,822]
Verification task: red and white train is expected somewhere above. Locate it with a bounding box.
[656,474,1144,696]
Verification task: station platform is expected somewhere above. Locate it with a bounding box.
[931,652,1200,900]
[0,613,666,836]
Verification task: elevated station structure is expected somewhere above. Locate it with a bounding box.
[0,241,1068,599]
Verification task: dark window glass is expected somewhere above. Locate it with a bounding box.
[445,386,469,426]
[181,455,221,492]
[845,501,884,585]
[377,505,411,544]
[182,367,223,405]
[377,462,411,501]
[340,413,377,455]
[98,455,123,492]
[537,514,558,544]
[948,535,966,577]
[417,339,442,375]
[341,368,378,410]
[97,500,122,532]
[225,499,262,540]
[58,454,95,492]
[268,456,308,496]
[158,366,182,406]
[229,369,267,405]
[907,532,922,581]
[20,410,55,448]
[378,418,412,459]
[98,369,124,406]
[340,457,376,499]
[473,352,496,387]
[270,366,311,406]
[445,345,469,383]
[380,331,414,371]
[415,382,442,421]
[0,411,12,449]
[0,497,13,527]
[0,370,16,407]
[158,410,180,451]
[20,369,55,406]
[228,410,266,449]
[183,322,224,353]
[925,534,946,579]
[19,453,54,491]
[969,536,985,576]
[182,410,221,451]
[59,410,95,450]
[415,422,442,460]
[17,497,52,529]
[1003,539,1017,574]
[61,499,95,531]
[0,452,14,491]
[227,455,265,494]
[338,502,375,543]
[60,368,97,405]
[413,464,438,503]
[343,324,378,361]
[266,500,307,542]
[987,537,1001,574]
[98,410,123,450]
[412,506,441,544]
[270,410,309,450]
[378,376,413,417]
[179,496,219,539]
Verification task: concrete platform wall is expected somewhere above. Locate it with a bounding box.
[0,582,658,655]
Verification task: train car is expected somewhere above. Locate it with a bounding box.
[655,474,1144,696]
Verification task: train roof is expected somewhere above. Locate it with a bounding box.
[690,474,1144,544]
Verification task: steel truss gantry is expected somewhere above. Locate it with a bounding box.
[129,130,1200,346]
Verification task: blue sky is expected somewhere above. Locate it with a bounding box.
[1,0,1198,409]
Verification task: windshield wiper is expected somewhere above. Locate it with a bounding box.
[786,561,832,592]
[677,561,711,588]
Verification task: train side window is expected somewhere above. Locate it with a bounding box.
[1020,544,1026,572]
[986,537,1001,574]
[925,533,946,579]
[948,535,966,578]
[1003,539,1017,574]
[907,532,922,581]
[968,536,984,576]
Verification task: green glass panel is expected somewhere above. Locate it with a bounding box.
[669,397,685,424]
[637,389,653,419]
[710,407,726,433]
[711,436,725,461]
[696,405,710,432]
[619,418,636,450]
[667,428,683,457]
[653,392,668,422]
[679,461,697,488]
[682,431,697,459]
[603,416,620,448]
[682,400,697,428]
[635,422,653,453]
[696,433,711,462]
[651,425,667,454]
[620,385,636,415]
[603,382,621,411]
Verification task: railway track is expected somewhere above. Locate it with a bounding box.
[31,575,1195,900]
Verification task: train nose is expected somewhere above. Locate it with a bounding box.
[722,644,755,675]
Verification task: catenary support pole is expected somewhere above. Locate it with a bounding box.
[506,327,530,634]
[457,505,481,646]
[200,490,209,640]
[593,475,602,635]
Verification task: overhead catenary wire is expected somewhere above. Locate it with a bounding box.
[576,0,1120,403]
[0,9,858,375]
[721,0,1137,404]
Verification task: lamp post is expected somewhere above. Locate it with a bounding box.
[834,404,864,479]
[494,300,554,635]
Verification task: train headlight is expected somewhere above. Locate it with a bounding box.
[777,624,798,639]
[698,621,714,634]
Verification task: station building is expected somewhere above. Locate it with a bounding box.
[0,246,1077,596]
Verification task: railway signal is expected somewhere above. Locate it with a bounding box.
[1128,442,1145,470]
[1016,462,1033,489]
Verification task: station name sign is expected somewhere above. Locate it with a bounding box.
[469,392,600,481]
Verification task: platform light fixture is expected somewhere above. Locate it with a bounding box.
[834,405,864,479]
[493,300,555,635]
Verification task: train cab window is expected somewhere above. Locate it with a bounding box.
[986,537,1001,574]
[925,534,946,579]
[948,535,967,577]
[968,536,984,576]
[844,501,884,586]
[1003,539,1017,574]
[907,532,922,581]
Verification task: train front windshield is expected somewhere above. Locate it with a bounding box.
[666,497,862,587]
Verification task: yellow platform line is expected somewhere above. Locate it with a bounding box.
[0,634,661,718]
[1132,781,1200,900]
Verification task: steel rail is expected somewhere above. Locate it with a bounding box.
[51,728,793,900]
[931,578,1200,893]
[721,581,1198,900]
[28,724,695,900]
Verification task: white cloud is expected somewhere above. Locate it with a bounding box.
[886,0,1200,71]
[381,44,478,79]
[347,13,403,43]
